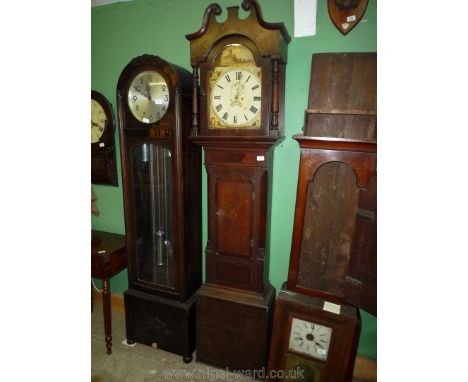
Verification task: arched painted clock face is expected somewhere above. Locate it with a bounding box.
[91,99,107,143]
[209,67,262,128]
[127,70,169,124]
[288,318,332,361]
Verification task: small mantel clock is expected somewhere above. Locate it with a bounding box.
[268,287,361,382]
[186,0,290,372]
[91,90,118,186]
[116,55,202,363]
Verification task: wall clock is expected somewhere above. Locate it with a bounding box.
[268,288,361,382]
[116,54,202,363]
[91,90,118,186]
[186,0,290,372]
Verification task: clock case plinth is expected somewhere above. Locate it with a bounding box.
[186,0,290,374]
[267,285,361,382]
[116,55,202,362]
[197,283,275,374]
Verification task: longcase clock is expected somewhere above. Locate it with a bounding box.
[268,52,376,381]
[116,55,202,363]
[288,53,377,314]
[186,0,290,372]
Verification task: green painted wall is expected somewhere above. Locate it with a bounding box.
[92,0,377,358]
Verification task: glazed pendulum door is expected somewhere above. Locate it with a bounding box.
[131,142,175,291]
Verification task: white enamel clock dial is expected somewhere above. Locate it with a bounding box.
[289,317,332,361]
[210,67,261,128]
[128,70,169,124]
[91,99,107,144]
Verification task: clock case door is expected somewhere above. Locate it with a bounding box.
[268,287,361,382]
[204,146,271,293]
[117,55,201,303]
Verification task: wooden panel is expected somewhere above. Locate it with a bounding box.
[196,284,275,372]
[216,178,252,257]
[205,148,269,167]
[124,289,196,359]
[343,173,377,316]
[305,114,376,141]
[214,260,252,289]
[297,162,358,295]
[305,53,376,139]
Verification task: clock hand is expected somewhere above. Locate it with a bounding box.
[134,88,149,99]
[92,121,103,128]
[235,79,242,99]
[145,84,152,100]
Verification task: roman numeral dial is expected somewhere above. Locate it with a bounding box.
[210,67,262,128]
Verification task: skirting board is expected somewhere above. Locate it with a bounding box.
[91,290,376,381]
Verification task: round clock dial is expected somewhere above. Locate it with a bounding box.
[91,99,107,143]
[288,318,332,361]
[210,67,261,128]
[128,70,169,124]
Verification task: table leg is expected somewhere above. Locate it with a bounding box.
[102,278,112,355]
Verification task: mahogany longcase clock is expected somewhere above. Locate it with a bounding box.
[288,53,377,315]
[116,55,202,363]
[186,0,290,372]
[268,53,376,381]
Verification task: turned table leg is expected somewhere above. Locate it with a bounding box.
[102,278,112,355]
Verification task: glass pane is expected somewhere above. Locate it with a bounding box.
[131,143,175,289]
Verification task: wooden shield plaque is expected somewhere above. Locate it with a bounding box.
[328,0,369,35]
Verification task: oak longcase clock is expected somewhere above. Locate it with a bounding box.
[288,53,377,315]
[186,0,290,372]
[268,53,376,381]
[116,55,202,363]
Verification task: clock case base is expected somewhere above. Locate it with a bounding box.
[196,283,275,377]
[91,146,118,186]
[124,288,196,362]
[268,285,361,382]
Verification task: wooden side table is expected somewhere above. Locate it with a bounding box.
[91,230,127,355]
